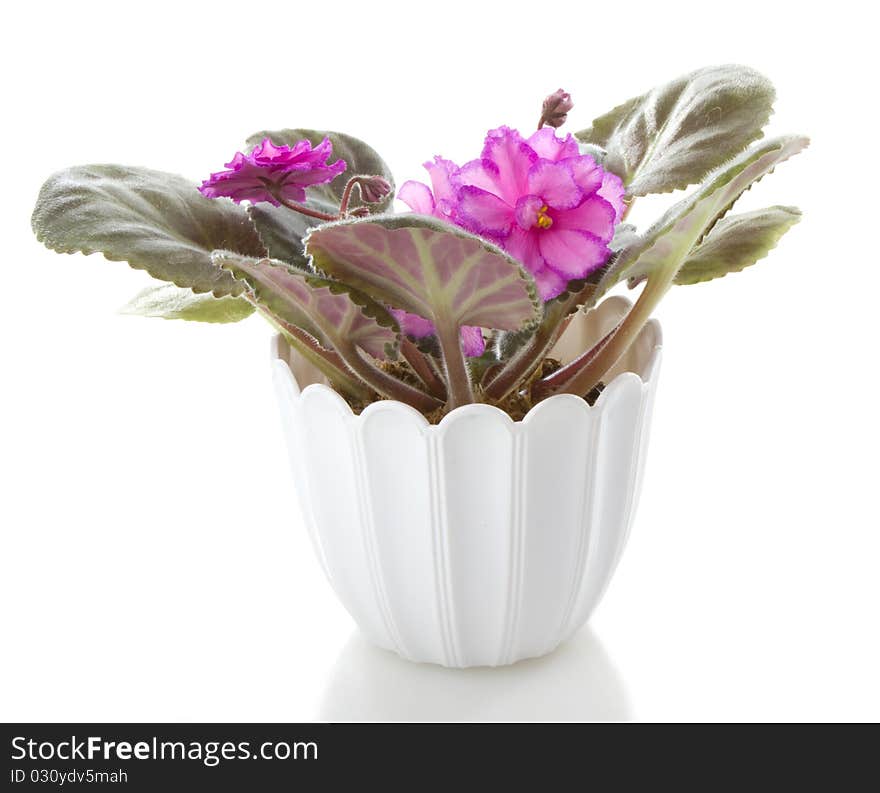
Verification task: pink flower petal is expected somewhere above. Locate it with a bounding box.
[397,180,436,214]
[424,156,459,206]
[539,229,609,279]
[457,186,514,237]
[526,128,581,162]
[305,137,334,163]
[480,126,535,203]
[504,227,543,274]
[276,184,309,203]
[460,325,486,357]
[531,265,569,300]
[200,136,345,206]
[553,195,617,242]
[599,171,626,222]
[390,310,485,358]
[457,158,502,194]
[280,158,346,188]
[391,308,435,338]
[526,160,583,210]
[566,155,604,194]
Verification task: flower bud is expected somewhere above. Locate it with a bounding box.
[540,89,574,128]
[357,175,392,204]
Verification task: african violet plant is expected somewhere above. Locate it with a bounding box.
[32,65,807,420]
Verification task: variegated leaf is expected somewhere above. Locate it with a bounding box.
[604,135,809,293]
[32,165,265,297]
[675,206,802,285]
[212,251,397,361]
[577,65,775,196]
[304,214,541,339]
[120,284,255,323]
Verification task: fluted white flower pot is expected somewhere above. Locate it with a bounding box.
[271,296,662,668]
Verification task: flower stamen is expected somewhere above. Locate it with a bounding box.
[536,205,553,229]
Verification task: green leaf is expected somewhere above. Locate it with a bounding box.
[244,129,395,213]
[120,284,255,323]
[610,136,809,289]
[305,214,541,337]
[212,251,398,361]
[576,64,775,196]
[246,204,321,270]
[675,206,802,286]
[32,165,265,297]
[306,214,542,407]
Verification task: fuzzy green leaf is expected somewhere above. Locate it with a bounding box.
[577,65,775,196]
[120,284,255,323]
[213,251,398,361]
[609,136,809,290]
[675,206,802,285]
[305,214,541,340]
[244,129,395,214]
[246,205,322,270]
[32,165,265,297]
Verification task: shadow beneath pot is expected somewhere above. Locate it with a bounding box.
[319,628,632,722]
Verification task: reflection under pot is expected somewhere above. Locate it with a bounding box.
[319,627,631,722]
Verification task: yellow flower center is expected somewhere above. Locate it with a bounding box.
[536,205,553,229]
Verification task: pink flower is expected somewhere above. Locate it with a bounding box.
[199,137,346,206]
[399,127,625,301]
[397,157,460,222]
[455,127,624,300]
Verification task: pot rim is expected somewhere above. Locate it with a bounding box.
[271,295,662,429]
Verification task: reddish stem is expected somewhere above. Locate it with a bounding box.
[263,181,340,222]
[337,342,443,413]
[275,196,340,222]
[531,320,621,399]
[338,178,359,215]
[401,339,447,399]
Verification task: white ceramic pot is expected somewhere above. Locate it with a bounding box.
[271,296,662,668]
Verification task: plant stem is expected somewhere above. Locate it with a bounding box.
[264,182,340,222]
[337,342,443,413]
[436,324,474,409]
[338,177,358,215]
[531,320,620,399]
[553,274,668,398]
[250,296,372,401]
[483,323,554,402]
[276,196,339,222]
[482,293,583,403]
[280,323,370,398]
[401,339,447,399]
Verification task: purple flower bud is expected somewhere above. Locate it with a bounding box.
[357,175,392,204]
[540,89,574,128]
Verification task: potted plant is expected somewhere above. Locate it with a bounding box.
[32,64,806,667]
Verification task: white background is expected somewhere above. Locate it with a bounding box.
[2,0,878,722]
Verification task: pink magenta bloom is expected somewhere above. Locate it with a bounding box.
[199,137,346,206]
[399,127,625,300]
[397,157,460,222]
